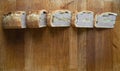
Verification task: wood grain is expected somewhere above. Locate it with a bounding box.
[94,0,113,71]
[77,1,87,71]
[0,0,120,71]
[113,1,120,70]
[113,20,120,71]
[112,0,120,71]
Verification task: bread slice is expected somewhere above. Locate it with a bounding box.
[3,11,26,29]
[27,10,47,28]
[95,12,117,28]
[49,10,72,27]
[73,11,94,28]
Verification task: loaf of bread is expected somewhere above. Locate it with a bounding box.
[3,11,26,29]
[95,12,117,28]
[48,10,72,27]
[27,10,47,28]
[73,11,94,28]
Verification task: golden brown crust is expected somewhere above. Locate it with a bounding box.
[26,11,39,28]
[71,11,77,27]
[26,10,47,28]
[47,13,52,27]
[3,11,26,29]
[94,14,98,27]
[26,19,39,28]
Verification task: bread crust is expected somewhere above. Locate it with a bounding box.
[27,10,47,28]
[72,11,78,27]
[3,11,26,29]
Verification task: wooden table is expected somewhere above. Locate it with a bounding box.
[0,0,120,71]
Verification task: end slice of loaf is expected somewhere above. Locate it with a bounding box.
[3,11,26,29]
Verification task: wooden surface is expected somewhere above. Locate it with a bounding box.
[0,0,120,71]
